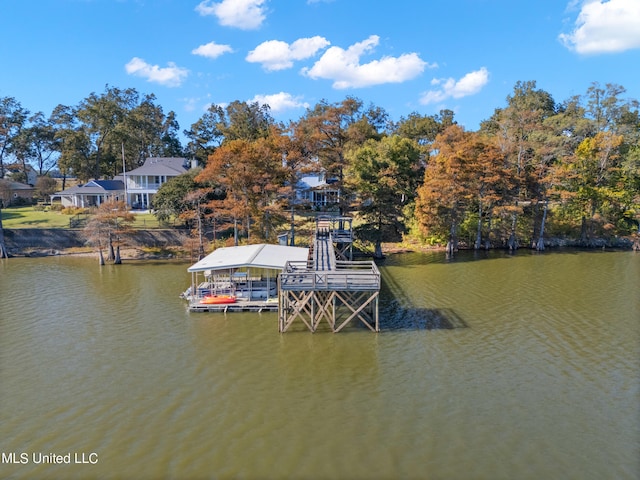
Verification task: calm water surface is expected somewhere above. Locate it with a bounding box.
[1,250,638,480]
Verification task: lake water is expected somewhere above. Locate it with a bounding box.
[1,250,638,480]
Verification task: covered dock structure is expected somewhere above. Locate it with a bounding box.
[184,244,309,312]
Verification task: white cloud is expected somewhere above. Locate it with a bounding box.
[192,41,233,59]
[302,35,431,89]
[250,92,309,112]
[125,57,189,87]
[246,36,330,71]
[195,0,266,30]
[420,67,489,105]
[560,0,640,54]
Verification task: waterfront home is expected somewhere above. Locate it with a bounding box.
[51,157,196,210]
[51,179,125,208]
[295,172,341,209]
[124,157,194,210]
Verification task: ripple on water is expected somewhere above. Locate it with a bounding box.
[0,253,638,480]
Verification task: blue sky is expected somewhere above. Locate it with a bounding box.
[2,0,640,137]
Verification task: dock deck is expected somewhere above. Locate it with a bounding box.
[278,216,380,333]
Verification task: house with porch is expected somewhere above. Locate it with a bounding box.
[51,180,125,208]
[51,157,193,210]
[124,157,192,209]
[295,172,341,209]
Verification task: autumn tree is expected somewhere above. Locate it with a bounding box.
[196,127,287,244]
[415,126,477,253]
[84,200,135,265]
[295,97,388,214]
[275,121,316,245]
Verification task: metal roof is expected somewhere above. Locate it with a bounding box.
[126,157,189,176]
[188,244,309,272]
[54,180,124,195]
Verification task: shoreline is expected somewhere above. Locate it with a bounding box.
[3,227,637,260]
[10,240,637,261]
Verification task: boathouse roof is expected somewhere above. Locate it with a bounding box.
[188,244,309,272]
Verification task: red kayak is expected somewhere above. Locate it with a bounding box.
[200,295,237,305]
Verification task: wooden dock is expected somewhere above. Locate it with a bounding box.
[278,216,380,333]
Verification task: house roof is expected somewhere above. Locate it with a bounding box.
[0,180,34,190]
[188,244,309,273]
[126,157,189,177]
[296,173,339,190]
[54,180,124,196]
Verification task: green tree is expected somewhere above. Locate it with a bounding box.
[51,104,92,184]
[35,176,59,201]
[152,169,204,224]
[76,86,138,179]
[118,94,183,169]
[346,135,422,257]
[23,112,59,175]
[394,109,455,147]
[218,100,274,142]
[481,80,557,249]
[0,97,30,178]
[184,104,225,166]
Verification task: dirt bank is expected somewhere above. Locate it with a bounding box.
[3,228,190,258]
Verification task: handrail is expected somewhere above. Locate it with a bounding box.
[280,259,380,291]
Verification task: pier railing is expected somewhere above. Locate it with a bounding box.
[279,260,380,291]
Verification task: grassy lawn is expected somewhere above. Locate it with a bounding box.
[1,206,72,228]
[1,206,165,229]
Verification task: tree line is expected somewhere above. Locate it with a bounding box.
[1,81,639,256]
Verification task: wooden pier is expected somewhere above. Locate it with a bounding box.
[278,216,380,333]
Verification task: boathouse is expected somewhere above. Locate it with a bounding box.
[185,243,309,312]
[184,216,381,333]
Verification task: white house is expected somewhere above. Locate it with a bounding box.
[51,180,125,208]
[124,157,192,209]
[3,163,38,185]
[295,172,341,208]
[51,157,193,210]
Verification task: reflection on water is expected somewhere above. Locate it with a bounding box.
[1,251,639,480]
